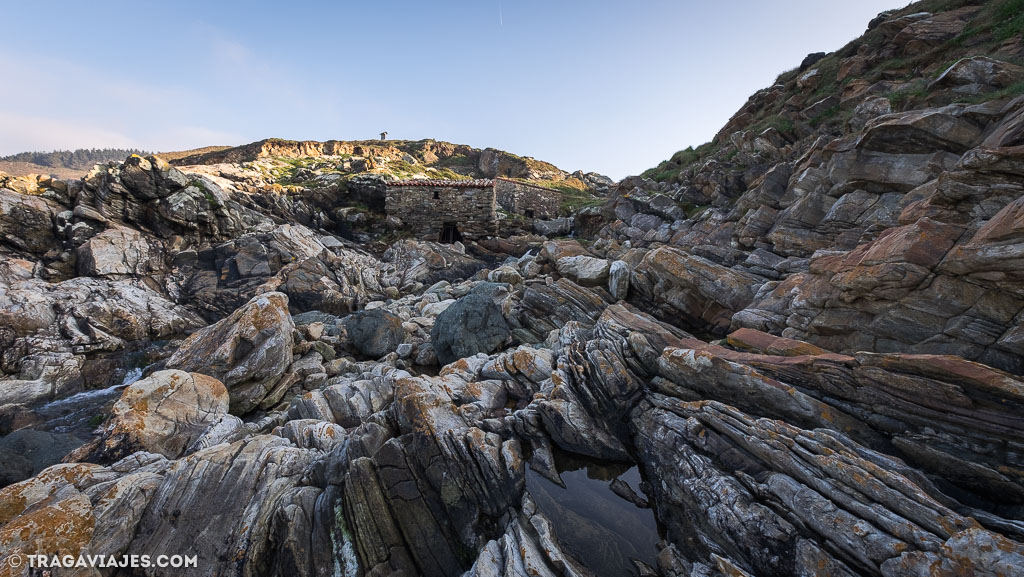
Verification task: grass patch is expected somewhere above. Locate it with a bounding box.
[749,115,795,136]
[434,154,475,168]
[809,104,845,127]
[993,0,1024,41]
[808,54,842,100]
[953,78,1024,103]
[641,142,718,183]
[888,80,931,109]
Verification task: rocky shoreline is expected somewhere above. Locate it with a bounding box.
[3,2,1024,576]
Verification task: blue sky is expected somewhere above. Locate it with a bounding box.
[1,1,901,179]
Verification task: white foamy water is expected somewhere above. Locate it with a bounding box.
[32,370,145,434]
[121,367,144,386]
[36,382,126,412]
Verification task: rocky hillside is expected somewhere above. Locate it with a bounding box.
[2,1,1024,577]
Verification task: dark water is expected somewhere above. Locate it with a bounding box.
[31,367,141,439]
[526,452,660,576]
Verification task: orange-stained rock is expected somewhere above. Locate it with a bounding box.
[166,291,295,414]
[727,327,830,356]
[68,370,231,463]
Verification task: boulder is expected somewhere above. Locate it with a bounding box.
[556,255,611,287]
[343,308,405,358]
[76,226,158,277]
[608,260,630,300]
[540,239,590,263]
[166,292,295,414]
[0,187,61,255]
[120,154,188,200]
[630,246,760,334]
[533,217,573,237]
[891,7,979,56]
[71,369,231,463]
[857,105,984,154]
[487,265,523,285]
[0,430,83,487]
[931,56,1024,94]
[431,283,512,366]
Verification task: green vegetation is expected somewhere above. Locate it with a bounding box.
[808,54,842,100]
[427,167,472,180]
[809,104,845,127]
[515,176,603,214]
[559,190,605,214]
[953,78,1024,104]
[434,154,475,168]
[269,157,319,184]
[641,142,719,183]
[87,414,106,428]
[684,203,709,218]
[749,114,795,136]
[888,80,931,109]
[956,0,1024,44]
[0,148,151,169]
[994,0,1024,41]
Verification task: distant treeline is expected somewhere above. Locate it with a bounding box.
[0,148,151,169]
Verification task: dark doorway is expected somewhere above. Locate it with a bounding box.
[525,209,535,218]
[439,222,462,243]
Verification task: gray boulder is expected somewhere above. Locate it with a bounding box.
[166,292,295,414]
[556,255,611,287]
[533,217,573,237]
[431,283,511,366]
[0,430,83,487]
[343,308,405,358]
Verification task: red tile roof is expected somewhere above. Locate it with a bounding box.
[389,179,494,188]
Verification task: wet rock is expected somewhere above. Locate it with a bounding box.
[631,397,1017,577]
[608,260,630,300]
[534,217,573,237]
[0,430,83,487]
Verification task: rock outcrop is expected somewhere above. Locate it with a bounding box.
[166,292,295,414]
[70,370,234,463]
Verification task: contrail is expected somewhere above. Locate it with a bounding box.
[499,0,503,26]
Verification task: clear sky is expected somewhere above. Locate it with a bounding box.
[1,1,902,179]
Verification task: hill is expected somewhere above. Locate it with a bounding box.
[0,146,230,179]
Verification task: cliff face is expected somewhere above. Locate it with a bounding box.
[2,2,1024,577]
[607,0,1024,374]
[173,137,572,181]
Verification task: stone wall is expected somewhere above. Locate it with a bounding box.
[495,178,561,219]
[385,181,497,240]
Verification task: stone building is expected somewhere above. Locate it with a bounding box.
[386,178,562,242]
[494,178,560,220]
[386,179,498,242]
